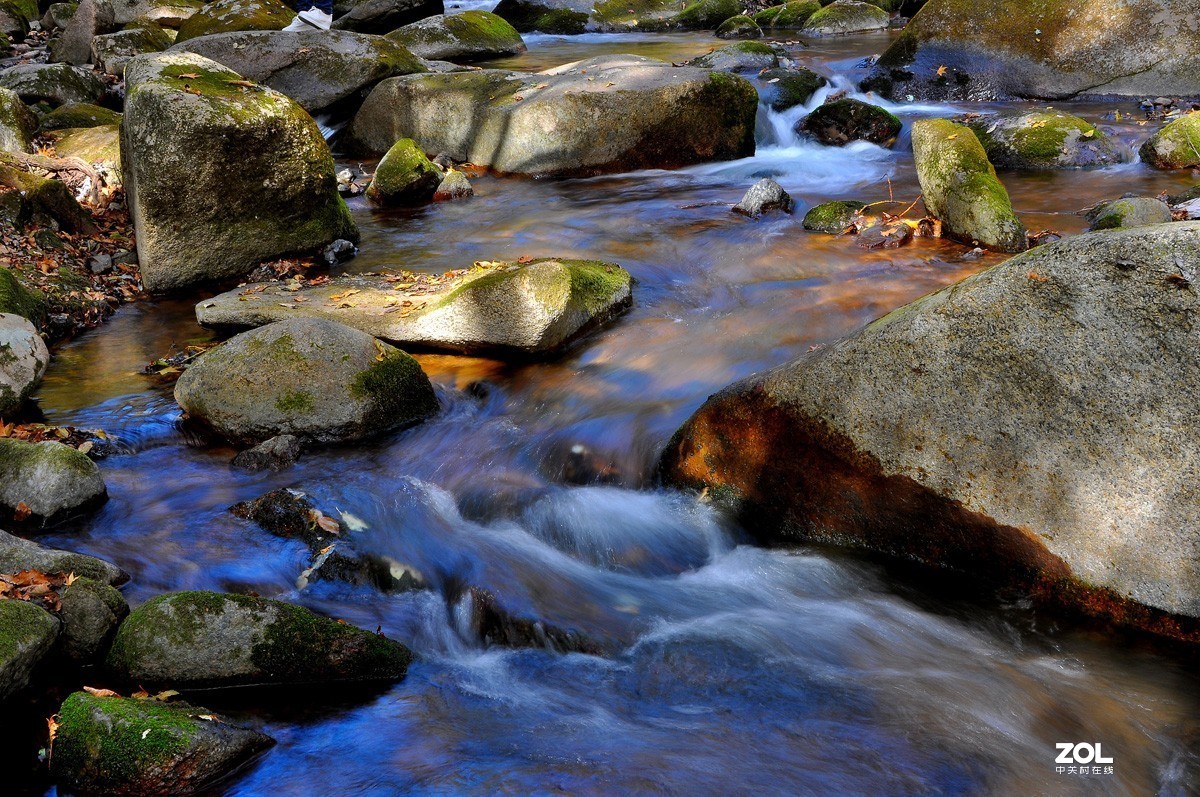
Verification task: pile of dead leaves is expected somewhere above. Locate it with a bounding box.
[0,421,111,455]
[0,569,76,612]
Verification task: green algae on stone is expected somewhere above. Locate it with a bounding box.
[0,86,36,153]
[39,102,121,131]
[174,0,292,42]
[715,14,760,38]
[753,0,819,27]
[671,0,739,29]
[1140,113,1200,170]
[366,137,441,205]
[759,67,826,112]
[801,0,888,34]
[969,109,1127,170]
[491,0,587,34]
[387,10,525,62]
[802,199,865,232]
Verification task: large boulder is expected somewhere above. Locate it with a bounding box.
[169,30,425,112]
[91,21,174,76]
[0,439,106,521]
[174,317,438,445]
[967,109,1128,170]
[0,88,37,154]
[0,528,126,584]
[386,10,524,63]
[670,0,738,29]
[196,259,633,355]
[800,0,888,34]
[0,63,106,106]
[911,118,1026,252]
[1139,113,1200,171]
[752,0,820,28]
[349,55,758,176]
[109,0,203,25]
[797,98,901,147]
[661,222,1200,640]
[715,15,760,39]
[106,591,414,687]
[759,67,825,112]
[50,0,116,66]
[332,0,442,34]
[122,52,356,293]
[1085,197,1173,231]
[864,0,1200,101]
[0,598,59,701]
[0,267,45,322]
[51,692,274,795]
[0,312,48,416]
[44,124,121,183]
[38,101,120,131]
[174,0,291,41]
[491,0,588,34]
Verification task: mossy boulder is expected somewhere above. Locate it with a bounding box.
[588,0,676,30]
[174,317,437,445]
[866,0,1200,102]
[0,153,97,234]
[91,22,173,76]
[1139,113,1200,171]
[715,14,760,38]
[0,312,48,416]
[0,439,107,520]
[44,124,121,182]
[660,222,1200,637]
[491,0,587,34]
[802,199,865,232]
[1085,197,1173,231]
[170,30,425,112]
[759,67,825,112]
[386,11,525,63]
[0,528,126,584]
[670,0,738,29]
[367,138,441,205]
[911,118,1026,252]
[0,266,46,323]
[0,63,105,106]
[0,0,34,39]
[109,0,204,26]
[38,101,120,131]
[350,55,758,176]
[58,576,129,661]
[41,2,78,32]
[753,0,819,28]
[797,98,900,146]
[331,0,444,35]
[51,692,274,795]
[174,0,291,42]
[196,259,634,355]
[684,41,782,72]
[0,87,36,153]
[122,52,356,293]
[800,0,887,34]
[105,591,415,687]
[968,109,1128,170]
[0,598,58,701]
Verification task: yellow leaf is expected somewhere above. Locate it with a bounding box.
[936,65,948,76]
[82,686,121,698]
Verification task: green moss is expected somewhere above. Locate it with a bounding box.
[802,199,865,232]
[803,0,889,33]
[389,10,523,57]
[0,438,99,479]
[753,0,819,27]
[0,597,55,661]
[672,0,739,29]
[716,15,760,37]
[591,0,676,28]
[493,0,588,34]
[367,138,441,205]
[52,693,196,783]
[564,259,631,314]
[760,67,825,111]
[175,0,293,42]
[39,102,121,132]
[728,40,774,55]
[0,265,47,323]
[107,592,262,671]
[1140,113,1200,170]
[274,390,315,414]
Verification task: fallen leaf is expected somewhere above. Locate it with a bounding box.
[174,73,200,79]
[14,501,31,522]
[82,686,121,698]
[936,64,948,77]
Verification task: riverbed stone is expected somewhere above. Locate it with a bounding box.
[660,222,1200,637]
[802,199,864,232]
[58,576,128,661]
[122,52,356,293]
[760,67,824,112]
[196,259,633,355]
[1139,114,1200,171]
[49,0,116,66]
[0,529,126,584]
[753,0,819,28]
[0,439,106,521]
[797,98,900,147]
[0,598,59,701]
[732,178,792,217]
[864,0,1200,101]
[0,312,48,416]
[42,2,78,32]
[230,433,301,471]
[1085,197,1173,231]
[91,21,174,76]
[38,101,120,131]
[175,0,292,41]
[367,137,441,205]
[800,0,887,35]
[174,317,437,445]
[968,109,1128,170]
[0,89,36,154]
[0,63,106,106]
[911,118,1026,252]
[169,29,425,112]
[110,0,203,25]
[106,591,414,687]
[433,168,472,201]
[684,41,782,72]
[386,11,524,62]
[332,0,442,34]
[715,15,760,38]
[670,0,738,29]
[51,692,274,795]
[491,0,588,34]
[44,124,121,182]
[0,154,97,234]
[349,55,757,176]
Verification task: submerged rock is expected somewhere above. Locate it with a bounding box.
[0,63,106,106]
[350,55,756,175]
[732,178,792,217]
[106,591,414,687]
[51,692,274,795]
[800,0,888,35]
[1085,197,1173,231]
[332,0,443,34]
[230,434,301,471]
[684,41,782,72]
[1140,114,1200,171]
[0,313,48,416]
[0,87,37,153]
[0,598,59,701]
[0,528,126,584]
[122,52,356,293]
[0,439,107,521]
[802,199,864,233]
[196,259,633,355]
[661,222,1200,639]
[174,317,438,446]
[759,66,825,112]
[797,99,901,147]
[967,109,1128,170]
[911,118,1026,252]
[752,0,819,28]
[366,137,442,205]
[386,11,525,62]
[174,0,292,41]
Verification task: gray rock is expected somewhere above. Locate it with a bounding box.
[433,169,472,201]
[108,0,203,26]
[332,0,442,34]
[661,222,1200,635]
[349,55,758,177]
[800,0,888,35]
[50,0,116,65]
[195,258,633,355]
[169,29,426,113]
[366,137,441,205]
[174,0,292,41]
[122,52,356,293]
[0,439,106,520]
[0,598,59,701]
[732,177,792,217]
[759,66,825,112]
[0,528,127,584]
[0,312,47,416]
[968,110,1129,170]
[797,98,901,147]
[866,0,1200,101]
[51,692,274,795]
[0,63,106,106]
[715,14,760,39]
[231,433,301,471]
[911,118,1026,252]
[105,590,414,687]
[322,238,357,264]
[0,88,37,154]
[174,317,438,446]
[1086,197,1173,231]
[41,2,79,32]
[684,41,783,72]
[58,576,128,660]
[91,22,173,76]
[386,10,525,63]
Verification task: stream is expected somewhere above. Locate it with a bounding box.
[28,30,1200,797]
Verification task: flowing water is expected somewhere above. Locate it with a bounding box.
[28,32,1200,797]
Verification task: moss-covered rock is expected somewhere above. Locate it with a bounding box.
[589,0,676,30]
[122,52,356,293]
[0,598,59,701]
[386,10,525,62]
[331,0,444,35]
[0,63,105,106]
[802,199,865,232]
[1140,113,1200,171]
[0,87,35,153]
[0,153,97,234]
[671,0,738,29]
[174,0,291,42]
[41,1,78,32]
[91,22,173,76]
[684,40,781,72]
[0,312,48,416]
[196,258,634,354]
[58,576,129,661]
[1085,197,1173,231]
[798,98,900,146]
[911,118,1026,252]
[753,0,819,27]
[51,692,274,795]
[759,66,825,111]
[110,0,205,26]
[366,138,440,205]
[969,109,1128,170]
[43,124,121,183]
[0,266,46,323]
[715,14,759,38]
[175,317,437,445]
[801,0,887,34]
[0,528,126,584]
[0,438,107,520]
[38,101,120,131]
[491,0,587,34]
[105,591,414,687]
